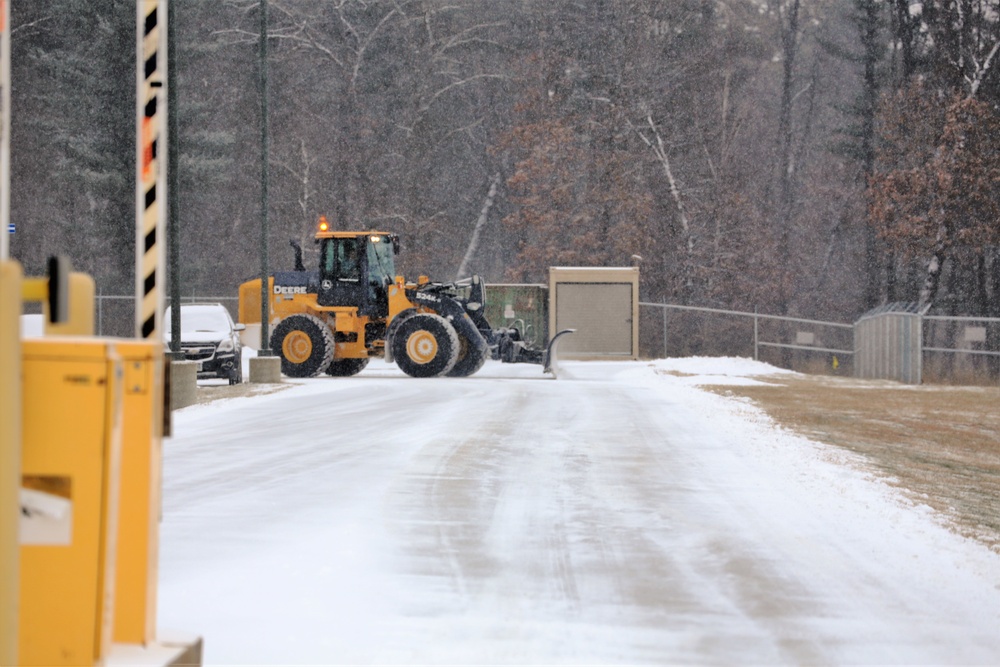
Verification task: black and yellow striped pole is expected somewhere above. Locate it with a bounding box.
[135,0,167,341]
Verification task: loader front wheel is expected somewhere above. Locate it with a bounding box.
[391,313,459,378]
[325,357,370,377]
[446,331,489,377]
[271,314,334,377]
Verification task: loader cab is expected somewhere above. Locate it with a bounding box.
[316,231,398,317]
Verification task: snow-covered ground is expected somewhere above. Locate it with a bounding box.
[157,357,1000,665]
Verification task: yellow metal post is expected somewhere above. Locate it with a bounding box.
[0,259,22,667]
[19,340,124,665]
[113,339,164,646]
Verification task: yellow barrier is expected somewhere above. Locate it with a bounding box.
[19,339,124,666]
[6,258,197,666]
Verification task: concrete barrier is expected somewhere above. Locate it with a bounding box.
[250,355,282,384]
[169,361,197,410]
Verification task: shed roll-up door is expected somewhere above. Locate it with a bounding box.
[555,283,633,355]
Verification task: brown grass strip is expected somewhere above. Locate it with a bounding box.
[705,375,1000,552]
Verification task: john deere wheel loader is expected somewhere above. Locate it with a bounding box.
[237,217,572,379]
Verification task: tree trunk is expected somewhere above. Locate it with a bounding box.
[918,221,951,308]
[456,172,501,280]
[639,114,694,294]
[776,0,800,262]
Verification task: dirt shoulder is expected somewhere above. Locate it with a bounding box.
[702,374,1000,553]
[193,381,294,405]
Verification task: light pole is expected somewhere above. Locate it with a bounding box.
[258,0,272,356]
[167,0,182,359]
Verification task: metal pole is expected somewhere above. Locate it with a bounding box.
[662,298,667,358]
[258,0,272,355]
[167,0,182,358]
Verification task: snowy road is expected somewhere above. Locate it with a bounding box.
[158,359,1000,665]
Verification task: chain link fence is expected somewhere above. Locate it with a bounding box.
[922,314,1000,383]
[64,296,241,338]
[639,303,855,376]
[639,302,1000,384]
[23,293,1000,384]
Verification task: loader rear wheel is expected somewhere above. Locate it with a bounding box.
[325,357,370,377]
[391,313,459,378]
[271,314,334,378]
[446,331,489,377]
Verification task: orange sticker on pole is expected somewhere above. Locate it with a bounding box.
[141,117,153,180]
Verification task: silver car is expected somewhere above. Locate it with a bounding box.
[164,303,245,385]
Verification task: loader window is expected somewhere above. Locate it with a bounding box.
[322,238,360,282]
[366,236,395,285]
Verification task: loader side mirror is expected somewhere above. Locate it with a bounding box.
[391,236,400,255]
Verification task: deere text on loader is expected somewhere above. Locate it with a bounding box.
[237,217,572,378]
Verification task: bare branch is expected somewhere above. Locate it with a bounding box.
[270,30,345,68]
[967,37,1000,98]
[10,16,54,36]
[418,74,508,115]
[436,22,505,55]
[351,8,399,89]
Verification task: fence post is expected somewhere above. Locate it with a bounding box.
[753,307,759,361]
[917,311,924,385]
[662,299,667,358]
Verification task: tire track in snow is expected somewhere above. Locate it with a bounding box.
[379,373,845,664]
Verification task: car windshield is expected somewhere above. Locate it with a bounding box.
[165,306,231,334]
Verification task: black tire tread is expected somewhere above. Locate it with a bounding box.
[271,313,335,377]
[390,313,459,378]
[445,332,489,377]
[325,357,370,377]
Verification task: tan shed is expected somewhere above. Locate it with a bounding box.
[548,267,639,360]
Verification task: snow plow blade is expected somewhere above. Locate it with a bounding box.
[543,329,575,377]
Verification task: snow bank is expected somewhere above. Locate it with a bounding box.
[651,354,796,378]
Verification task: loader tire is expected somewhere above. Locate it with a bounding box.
[390,313,459,378]
[445,331,489,377]
[325,357,370,377]
[271,314,335,378]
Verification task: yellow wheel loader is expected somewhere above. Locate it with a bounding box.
[237,217,572,378]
